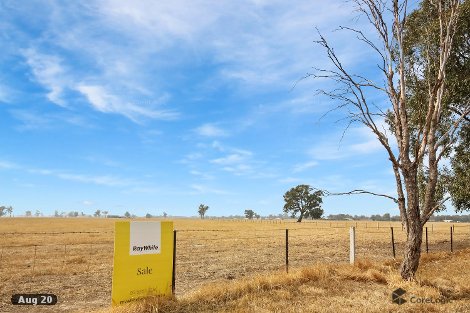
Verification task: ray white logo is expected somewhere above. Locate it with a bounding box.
[132,244,159,252]
[129,222,161,255]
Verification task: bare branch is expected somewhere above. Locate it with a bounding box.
[321,188,398,203]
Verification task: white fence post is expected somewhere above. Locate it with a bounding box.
[350,226,356,264]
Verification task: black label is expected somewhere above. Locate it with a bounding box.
[11,294,58,305]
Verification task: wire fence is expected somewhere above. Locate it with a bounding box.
[0,223,469,311]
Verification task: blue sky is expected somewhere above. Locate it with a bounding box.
[0,0,422,217]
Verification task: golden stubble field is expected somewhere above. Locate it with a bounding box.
[0,218,469,313]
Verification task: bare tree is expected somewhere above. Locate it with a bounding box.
[312,0,466,280]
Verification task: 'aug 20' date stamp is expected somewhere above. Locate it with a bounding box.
[11,294,58,305]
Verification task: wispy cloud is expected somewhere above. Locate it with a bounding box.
[189,170,214,180]
[76,84,177,122]
[10,110,54,130]
[293,161,318,173]
[0,83,13,103]
[0,160,19,170]
[27,167,133,187]
[194,123,228,137]
[189,184,231,195]
[309,126,385,161]
[210,146,255,176]
[22,49,68,106]
[278,177,301,184]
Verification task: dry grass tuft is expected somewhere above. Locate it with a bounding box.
[94,249,470,313]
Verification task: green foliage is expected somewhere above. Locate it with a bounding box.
[402,0,470,213]
[283,185,323,222]
[0,206,13,217]
[448,125,470,211]
[244,209,255,219]
[124,211,131,218]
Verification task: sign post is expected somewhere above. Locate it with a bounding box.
[112,221,173,305]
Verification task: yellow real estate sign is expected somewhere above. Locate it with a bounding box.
[112,221,173,305]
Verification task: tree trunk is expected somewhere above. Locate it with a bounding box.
[297,212,304,222]
[400,218,423,280]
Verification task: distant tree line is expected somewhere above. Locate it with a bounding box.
[326,213,470,223]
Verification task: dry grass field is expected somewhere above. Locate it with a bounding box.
[0,218,469,313]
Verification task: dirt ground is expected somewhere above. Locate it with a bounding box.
[0,218,468,313]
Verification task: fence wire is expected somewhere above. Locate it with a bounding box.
[0,226,469,299]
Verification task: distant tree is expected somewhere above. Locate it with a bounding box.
[283,185,323,222]
[198,204,209,219]
[54,210,60,217]
[103,210,109,218]
[371,214,381,221]
[35,210,41,217]
[94,210,101,217]
[163,212,168,218]
[255,214,261,219]
[383,213,391,221]
[145,213,152,218]
[244,209,255,219]
[25,210,32,217]
[6,206,13,217]
[124,211,131,218]
[0,206,6,217]
[67,211,79,217]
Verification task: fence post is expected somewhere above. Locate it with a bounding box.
[172,230,177,295]
[450,227,453,253]
[285,229,289,273]
[390,227,396,258]
[350,227,356,264]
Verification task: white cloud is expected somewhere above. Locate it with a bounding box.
[189,170,214,180]
[293,161,318,173]
[10,110,53,130]
[195,124,228,137]
[22,49,68,106]
[0,160,18,170]
[309,126,385,161]
[0,83,12,103]
[27,167,132,187]
[76,84,177,122]
[189,184,230,195]
[211,153,248,166]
